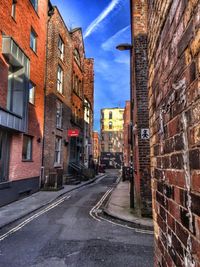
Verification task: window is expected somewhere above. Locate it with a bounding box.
[29,81,35,104]
[74,49,81,66]
[22,135,33,161]
[30,0,38,11]
[11,0,17,19]
[75,76,78,93]
[73,74,75,91]
[55,136,62,164]
[30,29,37,52]
[58,36,64,60]
[57,65,63,94]
[79,80,82,97]
[109,133,112,140]
[109,111,112,119]
[109,121,112,129]
[56,100,63,129]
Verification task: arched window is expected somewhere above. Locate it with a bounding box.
[109,121,112,129]
[109,111,112,119]
[74,49,81,66]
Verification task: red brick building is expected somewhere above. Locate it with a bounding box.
[123,101,131,167]
[148,0,200,266]
[70,28,85,164]
[43,7,73,188]
[43,8,94,185]
[130,0,152,216]
[0,0,50,206]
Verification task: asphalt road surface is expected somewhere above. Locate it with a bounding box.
[0,170,154,267]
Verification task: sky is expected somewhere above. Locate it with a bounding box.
[51,0,131,132]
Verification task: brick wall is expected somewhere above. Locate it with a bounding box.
[131,0,152,216]
[43,7,73,176]
[0,0,49,180]
[83,58,94,111]
[71,28,85,131]
[148,0,200,266]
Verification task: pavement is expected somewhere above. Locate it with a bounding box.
[104,180,154,231]
[0,173,106,230]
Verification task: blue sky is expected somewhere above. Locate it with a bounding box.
[51,0,131,132]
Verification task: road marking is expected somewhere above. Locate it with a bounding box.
[0,174,107,242]
[89,176,153,235]
[89,187,113,222]
[0,195,71,242]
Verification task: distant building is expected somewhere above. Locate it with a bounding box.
[93,131,100,164]
[123,101,131,167]
[100,107,124,168]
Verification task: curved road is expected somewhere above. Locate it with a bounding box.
[0,170,154,267]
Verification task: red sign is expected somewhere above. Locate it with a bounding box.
[68,129,79,137]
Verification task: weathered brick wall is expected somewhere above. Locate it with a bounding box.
[71,29,85,131]
[43,7,73,175]
[83,58,94,111]
[131,0,152,216]
[148,0,200,266]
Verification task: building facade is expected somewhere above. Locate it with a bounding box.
[130,0,152,216]
[43,7,72,188]
[148,0,200,266]
[0,0,50,206]
[70,28,85,164]
[101,108,124,168]
[93,131,100,164]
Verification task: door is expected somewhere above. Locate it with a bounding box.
[0,130,10,183]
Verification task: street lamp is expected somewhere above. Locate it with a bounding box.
[116,42,134,209]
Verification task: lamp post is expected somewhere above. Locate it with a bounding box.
[116,43,134,208]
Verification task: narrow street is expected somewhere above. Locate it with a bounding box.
[0,170,153,267]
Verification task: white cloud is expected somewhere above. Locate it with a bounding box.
[101,25,130,51]
[83,0,122,38]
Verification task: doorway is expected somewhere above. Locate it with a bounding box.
[0,130,10,183]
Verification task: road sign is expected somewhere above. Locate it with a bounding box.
[68,129,79,137]
[141,128,150,139]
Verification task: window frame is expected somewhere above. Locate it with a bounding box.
[29,81,35,105]
[30,0,38,12]
[30,28,37,53]
[58,36,64,60]
[56,100,63,129]
[11,0,17,19]
[54,136,62,165]
[22,135,33,161]
[74,49,81,67]
[57,65,63,94]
